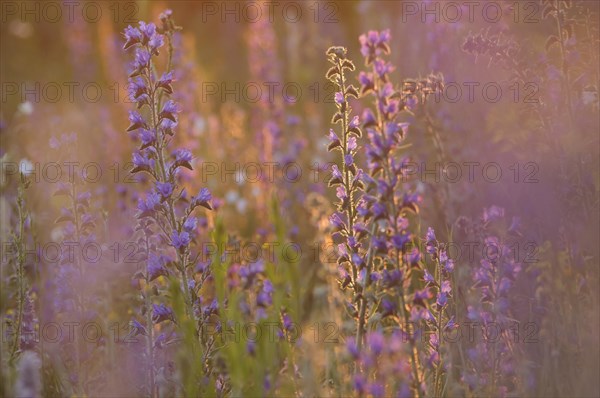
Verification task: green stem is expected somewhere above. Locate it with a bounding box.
[399,292,423,397]
[69,171,85,395]
[143,233,156,398]
[147,60,194,323]
[554,2,590,219]
[9,190,26,363]
[355,224,376,353]
[433,258,444,397]
[372,62,423,397]
[332,58,363,352]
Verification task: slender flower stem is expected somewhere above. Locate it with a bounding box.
[143,232,156,397]
[553,2,590,219]
[146,58,195,322]
[400,292,423,397]
[370,51,423,396]
[337,59,365,351]
[433,257,444,397]
[326,50,365,353]
[9,185,26,364]
[337,58,357,288]
[68,172,85,395]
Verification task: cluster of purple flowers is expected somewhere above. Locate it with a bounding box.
[422,227,456,396]
[325,46,368,351]
[357,29,425,394]
[123,11,214,395]
[346,331,412,398]
[328,30,449,397]
[462,207,522,396]
[49,133,100,394]
[228,260,277,352]
[327,31,436,395]
[356,30,422,317]
[462,29,521,71]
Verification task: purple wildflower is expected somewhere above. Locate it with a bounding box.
[139,129,156,146]
[173,148,192,163]
[147,254,169,281]
[127,110,146,131]
[183,217,198,233]
[192,188,212,210]
[171,230,191,251]
[159,100,179,122]
[123,25,143,49]
[156,182,174,199]
[152,303,174,324]
[130,319,148,336]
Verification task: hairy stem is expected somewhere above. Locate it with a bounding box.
[9,188,26,363]
[143,233,156,397]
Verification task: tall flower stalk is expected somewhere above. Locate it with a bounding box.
[356,29,426,395]
[50,132,100,395]
[325,46,366,349]
[326,32,444,396]
[123,10,213,395]
[7,174,33,364]
[423,227,456,397]
[246,17,284,169]
[462,207,522,397]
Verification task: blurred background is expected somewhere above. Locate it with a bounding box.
[1,1,598,396]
